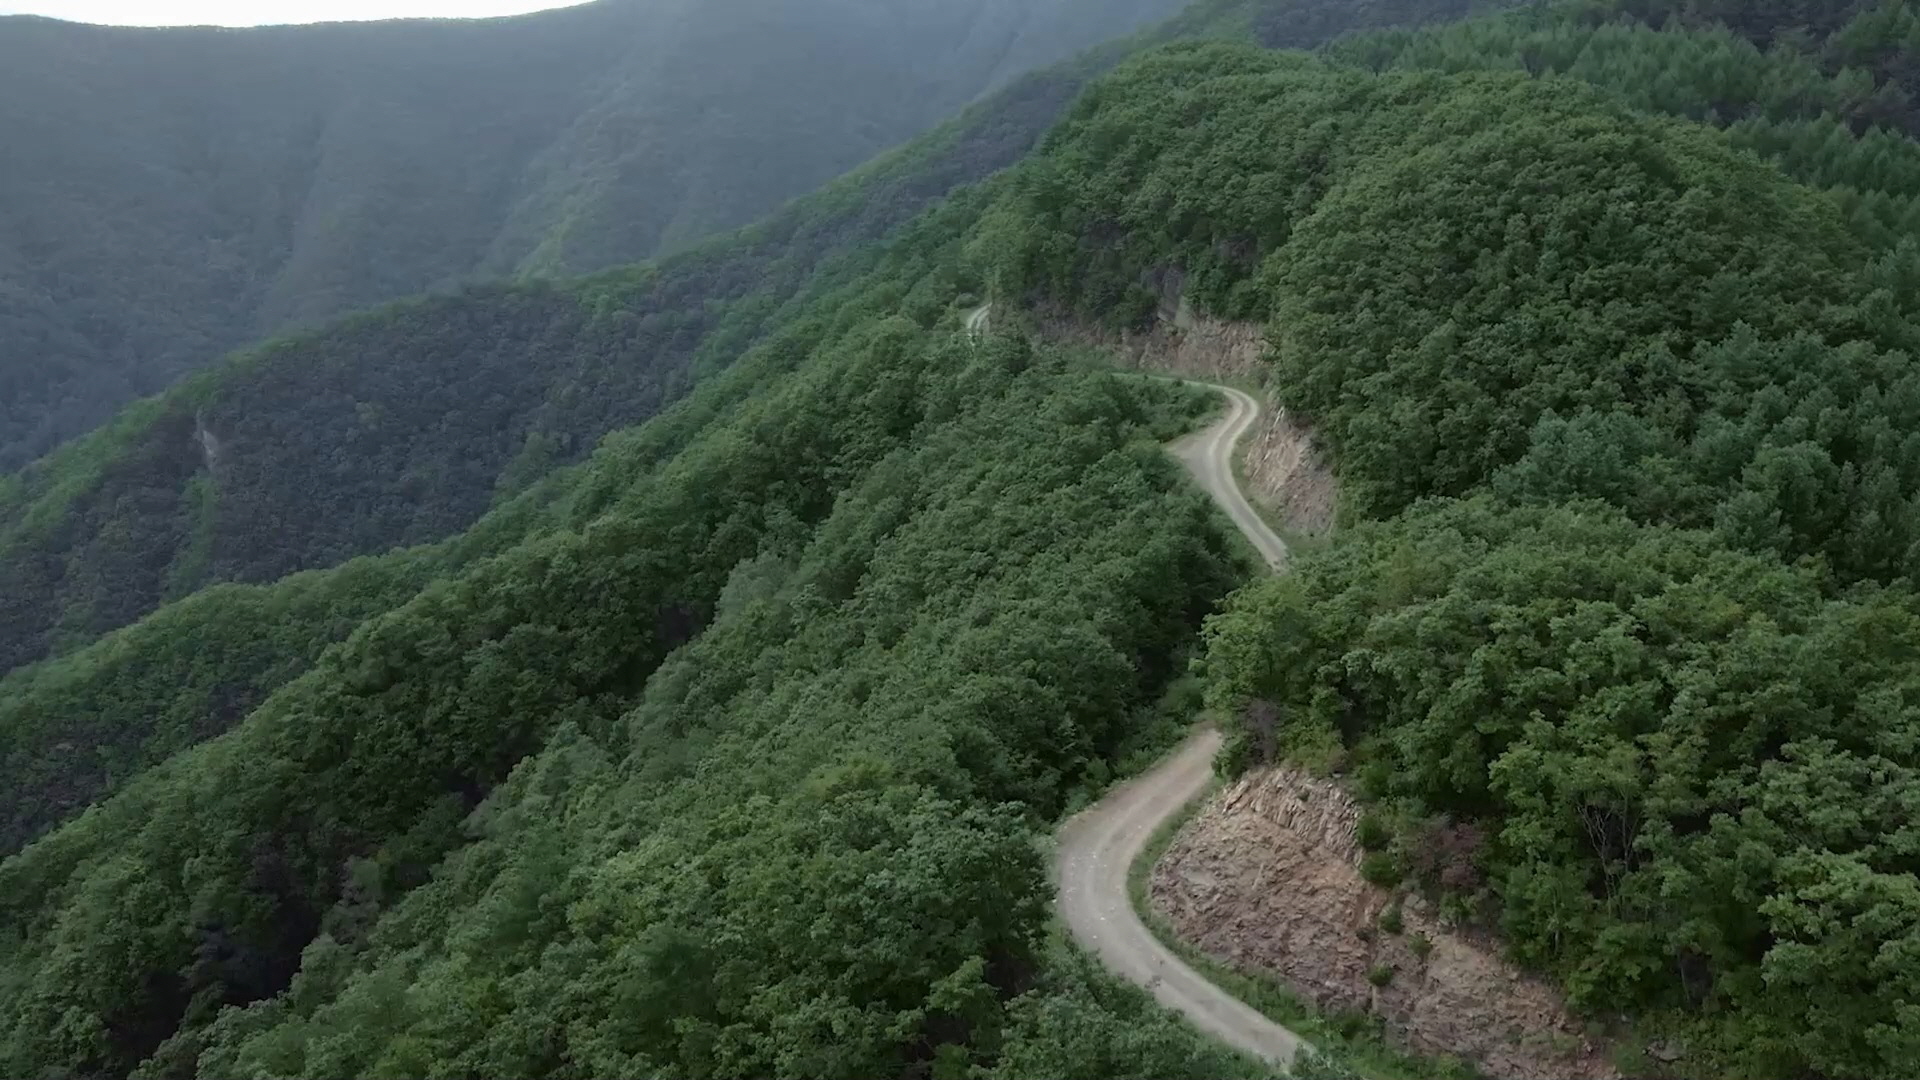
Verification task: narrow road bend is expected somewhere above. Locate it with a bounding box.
[964,301,992,336]
[1169,383,1288,571]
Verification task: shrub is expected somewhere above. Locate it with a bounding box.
[1355,812,1392,852]
[1360,851,1404,888]
[1378,903,1404,935]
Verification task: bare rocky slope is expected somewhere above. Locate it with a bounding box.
[1151,767,1619,1080]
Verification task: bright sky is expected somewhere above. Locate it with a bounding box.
[0,0,590,26]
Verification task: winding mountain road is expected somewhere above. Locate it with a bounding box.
[964,301,992,336]
[967,300,1300,1060]
[1168,384,1288,571]
[1040,322,1305,1065]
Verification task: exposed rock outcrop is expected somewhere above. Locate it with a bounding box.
[1150,767,1618,1080]
[193,410,223,473]
[1242,403,1336,541]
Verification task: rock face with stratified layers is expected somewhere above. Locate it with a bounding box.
[1150,765,1619,1080]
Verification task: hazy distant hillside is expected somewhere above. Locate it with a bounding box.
[0,0,1189,469]
[2,0,1526,685]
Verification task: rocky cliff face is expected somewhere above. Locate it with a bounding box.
[1240,401,1336,540]
[1150,767,1618,1080]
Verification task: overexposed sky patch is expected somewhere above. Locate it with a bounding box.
[0,0,591,26]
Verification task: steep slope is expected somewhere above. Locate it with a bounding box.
[0,0,1195,470]
[0,0,1505,685]
[0,1,1524,885]
[0,69,1075,679]
[987,11,1920,1076]
[0,552,439,855]
[15,4,1920,1079]
[0,185,1259,1074]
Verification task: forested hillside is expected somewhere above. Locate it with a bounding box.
[0,44,1097,681]
[0,0,1504,789]
[10,1,1920,1078]
[0,553,438,855]
[0,180,1262,1078]
[0,0,1196,469]
[1026,3,1920,1076]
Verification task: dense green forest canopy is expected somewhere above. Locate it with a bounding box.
[0,552,437,857]
[0,0,1511,689]
[0,0,1514,858]
[0,0,1195,470]
[0,181,1260,1076]
[1108,2,1920,1076]
[1206,498,1920,1079]
[1005,5,1920,581]
[11,1,1920,1078]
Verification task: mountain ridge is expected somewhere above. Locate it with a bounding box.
[0,0,1194,470]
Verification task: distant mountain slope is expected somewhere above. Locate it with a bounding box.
[0,0,1508,682]
[0,0,1192,470]
[0,62,1083,679]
